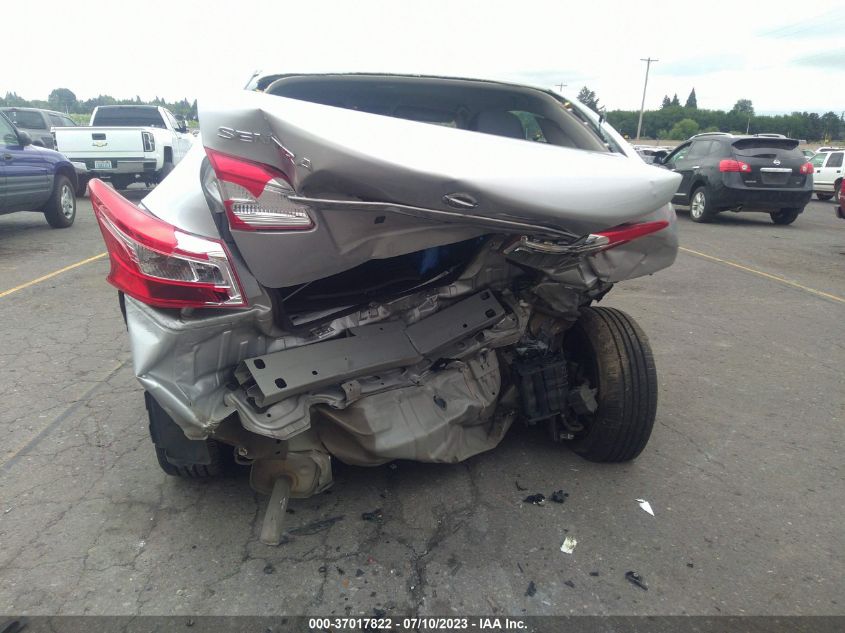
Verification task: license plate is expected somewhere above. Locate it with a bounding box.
[94,160,113,169]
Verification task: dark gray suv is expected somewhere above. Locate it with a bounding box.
[660,133,814,225]
[0,107,76,149]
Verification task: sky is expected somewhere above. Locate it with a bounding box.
[3,0,844,114]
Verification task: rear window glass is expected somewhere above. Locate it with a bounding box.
[5,110,46,129]
[92,107,165,128]
[732,138,799,151]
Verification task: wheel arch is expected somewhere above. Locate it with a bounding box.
[54,164,78,191]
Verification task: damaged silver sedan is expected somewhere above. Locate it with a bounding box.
[88,73,681,544]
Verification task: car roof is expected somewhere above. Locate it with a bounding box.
[0,106,67,116]
[688,132,799,143]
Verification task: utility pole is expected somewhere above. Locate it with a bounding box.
[635,57,658,141]
[555,82,567,94]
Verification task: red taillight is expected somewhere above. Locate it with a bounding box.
[89,179,247,309]
[719,159,752,173]
[205,148,313,231]
[592,220,670,250]
[799,162,814,175]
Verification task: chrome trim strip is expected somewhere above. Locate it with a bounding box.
[287,196,579,239]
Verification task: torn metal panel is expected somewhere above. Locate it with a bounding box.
[234,291,507,408]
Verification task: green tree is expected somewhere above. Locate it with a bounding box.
[669,118,700,140]
[661,95,671,109]
[731,99,754,116]
[1,92,28,106]
[577,86,601,113]
[48,88,77,113]
[671,93,681,107]
[685,88,697,109]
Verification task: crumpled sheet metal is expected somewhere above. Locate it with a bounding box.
[316,351,514,466]
[125,297,273,439]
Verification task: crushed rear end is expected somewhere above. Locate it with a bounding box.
[89,74,680,543]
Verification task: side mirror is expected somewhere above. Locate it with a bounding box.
[18,130,32,147]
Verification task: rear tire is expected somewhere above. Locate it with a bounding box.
[835,180,842,204]
[42,175,76,228]
[111,175,133,190]
[770,208,800,225]
[146,392,223,479]
[564,307,658,463]
[689,187,715,223]
[158,162,174,182]
[816,193,834,201]
[76,176,90,198]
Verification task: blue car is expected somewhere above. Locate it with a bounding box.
[0,111,78,228]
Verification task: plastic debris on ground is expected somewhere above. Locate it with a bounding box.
[525,581,537,597]
[522,493,546,506]
[361,508,383,522]
[551,490,569,504]
[560,536,577,554]
[636,499,655,516]
[625,570,648,591]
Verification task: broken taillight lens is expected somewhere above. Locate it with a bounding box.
[591,220,669,250]
[89,179,247,309]
[205,148,313,231]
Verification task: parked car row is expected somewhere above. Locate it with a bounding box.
[0,105,194,228]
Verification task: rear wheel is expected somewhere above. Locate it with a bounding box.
[76,176,90,198]
[816,193,833,201]
[42,175,76,228]
[835,180,842,204]
[158,162,174,182]
[111,175,133,190]
[689,187,715,223]
[770,208,800,225]
[563,307,658,462]
[146,392,223,479]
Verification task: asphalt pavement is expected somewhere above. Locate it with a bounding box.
[0,192,843,616]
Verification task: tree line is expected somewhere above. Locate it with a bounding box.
[576,86,843,142]
[1,88,197,121]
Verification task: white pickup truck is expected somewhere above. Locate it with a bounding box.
[53,105,193,195]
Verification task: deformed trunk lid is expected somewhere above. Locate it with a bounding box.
[199,91,680,287]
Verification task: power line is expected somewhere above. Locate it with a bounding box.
[636,57,658,141]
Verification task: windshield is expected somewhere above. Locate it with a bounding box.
[91,107,165,128]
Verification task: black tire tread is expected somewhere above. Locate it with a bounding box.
[570,307,657,462]
[42,175,75,228]
[690,186,714,223]
[154,443,222,479]
[770,208,799,225]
